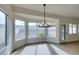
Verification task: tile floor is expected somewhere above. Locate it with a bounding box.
[12,41,79,55]
[12,44,57,55]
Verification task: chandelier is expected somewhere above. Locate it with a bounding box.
[39,4,52,28]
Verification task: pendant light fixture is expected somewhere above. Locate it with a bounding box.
[39,4,52,28]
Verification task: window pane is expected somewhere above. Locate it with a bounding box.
[48,24,56,38]
[69,24,73,34]
[73,24,77,34]
[78,25,79,34]
[28,23,37,38]
[61,25,66,40]
[38,27,45,38]
[15,19,25,41]
[0,10,6,48]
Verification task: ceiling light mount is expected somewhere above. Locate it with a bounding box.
[43,4,46,6]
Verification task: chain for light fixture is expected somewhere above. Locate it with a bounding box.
[39,4,52,28]
[44,4,46,24]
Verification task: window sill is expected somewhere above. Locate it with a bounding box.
[0,46,7,53]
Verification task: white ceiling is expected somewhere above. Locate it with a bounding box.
[14,12,56,21]
[13,4,79,18]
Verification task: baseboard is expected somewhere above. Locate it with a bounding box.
[60,40,79,44]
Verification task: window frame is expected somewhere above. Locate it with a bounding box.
[15,19,26,41]
[28,22,38,38]
[69,24,73,34]
[72,24,77,34]
[0,9,7,49]
[47,25,56,38]
[69,24,77,34]
[77,24,79,34]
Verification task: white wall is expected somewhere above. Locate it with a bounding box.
[59,16,79,43]
[1,4,79,55]
[12,6,79,50]
[13,39,27,50]
[13,16,46,50]
[12,14,60,50]
[0,4,14,54]
[27,38,46,44]
[12,6,60,50]
[46,18,60,43]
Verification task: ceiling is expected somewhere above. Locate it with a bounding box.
[14,12,56,21]
[13,4,79,18]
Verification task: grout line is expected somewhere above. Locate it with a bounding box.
[46,44,57,55]
[51,44,69,55]
[35,44,38,55]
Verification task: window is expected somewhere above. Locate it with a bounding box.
[69,24,73,34]
[28,23,38,38]
[38,26,45,38]
[78,25,79,34]
[73,24,77,34]
[0,10,7,49]
[61,25,66,40]
[15,19,25,41]
[48,24,56,38]
[69,24,77,34]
